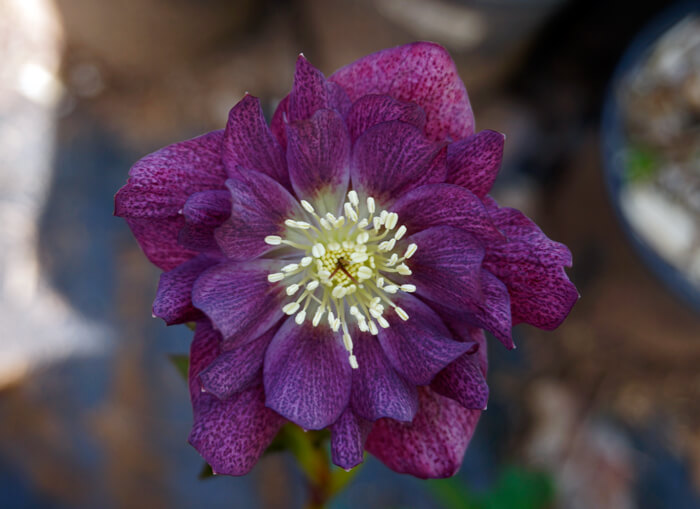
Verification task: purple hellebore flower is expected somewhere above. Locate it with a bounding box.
[115,42,578,479]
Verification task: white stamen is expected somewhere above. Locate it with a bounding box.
[385,212,398,230]
[404,243,418,259]
[268,191,419,368]
[311,243,326,258]
[395,307,409,321]
[366,197,376,213]
[282,302,300,315]
[301,200,315,213]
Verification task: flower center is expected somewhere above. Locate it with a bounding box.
[264,191,418,369]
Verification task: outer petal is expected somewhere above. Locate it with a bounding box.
[482,198,578,329]
[152,254,220,325]
[366,387,481,479]
[222,94,289,188]
[446,130,505,198]
[377,293,474,386]
[264,320,352,430]
[408,226,484,315]
[286,109,351,213]
[351,121,446,204]
[199,327,276,400]
[179,190,231,253]
[115,131,227,270]
[188,321,284,476]
[330,42,474,142]
[215,171,302,261]
[391,183,504,243]
[330,408,371,470]
[431,353,489,410]
[345,94,426,143]
[350,332,418,422]
[288,55,351,122]
[191,259,285,345]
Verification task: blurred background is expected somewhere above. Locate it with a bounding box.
[1,0,699,507]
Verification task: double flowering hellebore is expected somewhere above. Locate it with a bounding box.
[115,42,578,479]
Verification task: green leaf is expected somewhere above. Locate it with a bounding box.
[185,321,197,331]
[625,146,658,183]
[169,354,189,380]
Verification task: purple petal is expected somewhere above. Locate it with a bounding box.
[125,217,196,271]
[152,254,220,325]
[366,387,481,479]
[482,198,578,329]
[408,226,484,315]
[199,327,276,400]
[351,121,446,204]
[222,94,289,188]
[286,109,351,211]
[288,55,351,122]
[264,320,351,430]
[345,94,426,143]
[432,353,489,410]
[270,96,290,151]
[391,183,504,243]
[179,190,231,253]
[330,408,371,470]
[188,321,284,476]
[192,259,285,344]
[115,131,227,269]
[330,42,474,142]
[446,130,505,198]
[215,172,301,261]
[377,293,473,386]
[350,331,418,422]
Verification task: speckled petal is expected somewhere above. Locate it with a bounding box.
[115,131,227,269]
[330,408,371,470]
[366,387,481,479]
[152,254,220,325]
[188,321,284,476]
[446,130,505,198]
[391,183,504,243]
[483,198,578,329]
[288,55,351,122]
[215,172,301,261]
[222,94,289,188]
[351,121,446,204]
[286,109,350,213]
[179,190,231,253]
[264,320,352,430]
[345,94,426,142]
[432,352,489,410]
[408,226,485,316]
[199,326,276,400]
[330,42,474,142]
[377,293,474,386]
[191,259,285,345]
[350,331,418,422]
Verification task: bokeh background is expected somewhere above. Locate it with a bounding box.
[1,0,699,508]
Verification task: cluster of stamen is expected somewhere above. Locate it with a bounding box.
[265,191,417,369]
